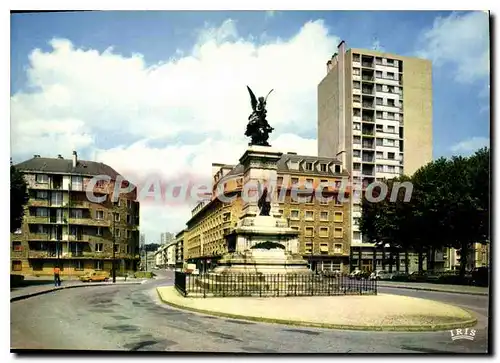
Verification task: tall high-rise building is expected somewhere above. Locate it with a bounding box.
[318,40,433,271]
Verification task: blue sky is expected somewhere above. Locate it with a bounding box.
[10,10,490,239]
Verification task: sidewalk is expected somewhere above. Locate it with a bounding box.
[157,286,477,332]
[377,281,488,296]
[11,279,145,302]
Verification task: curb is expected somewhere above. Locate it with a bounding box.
[156,289,478,332]
[10,282,142,302]
[378,284,488,296]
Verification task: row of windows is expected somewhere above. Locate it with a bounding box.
[290,226,344,238]
[281,210,343,222]
[304,242,343,254]
[352,53,400,67]
[353,136,399,147]
[353,108,403,121]
[353,150,402,161]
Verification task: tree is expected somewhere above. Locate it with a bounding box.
[10,160,29,233]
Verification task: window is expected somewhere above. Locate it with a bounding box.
[353,53,360,62]
[291,177,299,185]
[291,226,299,231]
[305,162,313,171]
[353,123,361,130]
[353,163,361,171]
[95,243,103,252]
[376,138,383,146]
[353,94,361,102]
[387,59,394,66]
[304,243,313,254]
[306,178,314,186]
[334,227,343,238]
[353,68,360,76]
[353,150,361,158]
[95,227,102,236]
[36,208,48,217]
[376,124,383,131]
[376,165,384,172]
[114,244,119,253]
[290,210,300,220]
[386,139,395,146]
[387,99,395,107]
[278,209,284,216]
[114,213,120,222]
[376,84,382,92]
[95,261,103,270]
[376,151,383,159]
[320,211,329,221]
[36,191,48,199]
[376,97,383,105]
[375,71,382,78]
[36,174,48,183]
[127,230,131,238]
[353,108,361,117]
[375,57,382,64]
[96,210,104,220]
[353,217,360,226]
[353,136,361,144]
[319,227,329,238]
[126,245,130,254]
[304,227,314,237]
[305,211,314,221]
[387,112,395,120]
[388,86,395,93]
[75,260,84,271]
[320,164,327,172]
[37,225,49,234]
[334,244,343,254]
[334,212,343,223]
[12,260,22,271]
[353,81,361,89]
[387,72,395,79]
[353,232,361,240]
[70,209,83,219]
[127,200,132,209]
[126,214,131,224]
[71,176,83,190]
[277,177,284,186]
[12,242,22,251]
[388,166,396,173]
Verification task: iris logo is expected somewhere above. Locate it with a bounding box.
[450,328,476,341]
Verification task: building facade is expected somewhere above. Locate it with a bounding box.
[174,230,185,269]
[11,152,141,276]
[184,152,351,273]
[318,40,433,271]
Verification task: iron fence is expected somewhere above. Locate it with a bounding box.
[174,272,377,298]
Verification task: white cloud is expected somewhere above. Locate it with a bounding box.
[450,137,489,154]
[11,19,339,238]
[417,11,490,83]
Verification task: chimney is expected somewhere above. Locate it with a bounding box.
[72,151,77,168]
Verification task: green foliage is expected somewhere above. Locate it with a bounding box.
[10,160,29,233]
[360,147,490,276]
[250,241,285,250]
[134,271,155,278]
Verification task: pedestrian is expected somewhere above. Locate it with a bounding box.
[54,266,61,287]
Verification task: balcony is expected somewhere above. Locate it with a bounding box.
[362,143,375,150]
[68,218,111,227]
[361,88,374,95]
[362,62,374,68]
[26,216,65,224]
[65,200,91,209]
[362,103,374,109]
[27,250,138,259]
[11,249,28,258]
[27,232,59,241]
[362,130,375,137]
[28,250,58,258]
[361,76,374,82]
[362,157,375,163]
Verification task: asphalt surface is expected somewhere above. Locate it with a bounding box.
[11,270,489,353]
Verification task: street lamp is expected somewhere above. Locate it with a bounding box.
[112,210,116,284]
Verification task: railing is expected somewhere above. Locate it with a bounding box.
[174,272,377,298]
[68,218,111,227]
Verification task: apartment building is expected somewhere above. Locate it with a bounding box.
[174,229,186,269]
[10,152,141,276]
[184,152,351,273]
[318,40,433,271]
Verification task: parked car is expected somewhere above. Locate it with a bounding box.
[349,270,371,280]
[369,270,395,281]
[79,271,110,282]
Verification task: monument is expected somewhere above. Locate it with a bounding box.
[195,87,312,295]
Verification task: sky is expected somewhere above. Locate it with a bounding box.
[10,10,490,242]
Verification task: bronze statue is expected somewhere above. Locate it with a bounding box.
[257,182,272,216]
[245,86,274,146]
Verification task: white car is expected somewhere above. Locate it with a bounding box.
[369,270,394,281]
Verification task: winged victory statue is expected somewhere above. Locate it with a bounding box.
[245,86,274,146]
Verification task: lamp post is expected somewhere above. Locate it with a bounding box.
[112,210,116,284]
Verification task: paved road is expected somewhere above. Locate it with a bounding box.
[11,271,489,353]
